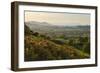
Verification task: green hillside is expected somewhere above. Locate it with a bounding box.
[24,25,89,61]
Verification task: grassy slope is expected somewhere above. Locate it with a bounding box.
[24,25,89,61]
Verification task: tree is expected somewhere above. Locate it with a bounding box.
[33,32,39,36]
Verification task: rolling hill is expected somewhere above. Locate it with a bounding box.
[24,24,90,61]
[25,21,90,38]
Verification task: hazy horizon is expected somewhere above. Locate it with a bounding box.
[25,11,90,26]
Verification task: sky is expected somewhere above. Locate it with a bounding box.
[25,11,90,26]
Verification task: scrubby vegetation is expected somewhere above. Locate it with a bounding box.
[24,25,90,61]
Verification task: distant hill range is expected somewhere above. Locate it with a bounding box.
[25,21,90,38]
